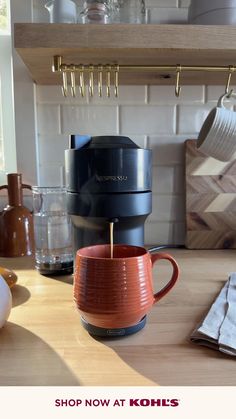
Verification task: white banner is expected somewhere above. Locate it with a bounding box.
[0,386,235,419]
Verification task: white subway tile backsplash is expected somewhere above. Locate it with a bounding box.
[149,85,204,104]
[206,86,236,103]
[177,104,212,135]
[145,222,174,245]
[152,166,175,194]
[146,0,178,7]
[179,0,190,7]
[37,104,60,135]
[37,86,147,106]
[36,85,89,104]
[149,7,188,23]
[88,86,147,105]
[151,195,185,222]
[38,134,69,165]
[120,106,175,135]
[173,222,186,245]
[61,105,118,135]
[149,135,186,165]
[126,135,147,148]
[38,164,63,187]
[174,165,185,194]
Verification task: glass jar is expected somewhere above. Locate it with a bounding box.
[112,0,147,23]
[32,187,73,275]
[80,0,111,23]
[45,0,77,23]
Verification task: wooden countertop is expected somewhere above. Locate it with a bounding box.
[1,249,236,386]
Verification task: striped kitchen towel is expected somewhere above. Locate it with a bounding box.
[191,273,236,356]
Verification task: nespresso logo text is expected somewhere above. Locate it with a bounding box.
[96,175,128,182]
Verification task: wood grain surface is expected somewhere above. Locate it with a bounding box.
[186,139,236,249]
[14,23,236,85]
[1,251,236,386]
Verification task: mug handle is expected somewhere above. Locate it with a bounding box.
[151,253,179,304]
[22,184,33,214]
[216,92,236,108]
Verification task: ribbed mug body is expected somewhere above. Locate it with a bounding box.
[74,244,154,328]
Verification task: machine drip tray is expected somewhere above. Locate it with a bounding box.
[81,316,147,337]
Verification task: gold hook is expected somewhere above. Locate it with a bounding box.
[106,65,111,98]
[52,55,62,72]
[98,65,103,97]
[114,64,119,98]
[79,65,85,98]
[225,65,235,97]
[61,70,68,97]
[175,65,181,98]
[89,65,94,97]
[70,66,76,97]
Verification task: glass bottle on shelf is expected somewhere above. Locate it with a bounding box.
[80,0,111,23]
[112,0,147,24]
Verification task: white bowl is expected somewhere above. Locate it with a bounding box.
[188,0,236,24]
[189,0,236,19]
[189,8,236,25]
[0,275,12,328]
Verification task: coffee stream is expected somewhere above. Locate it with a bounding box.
[109,222,114,259]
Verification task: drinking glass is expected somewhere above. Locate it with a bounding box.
[112,0,147,23]
[32,187,73,275]
[45,0,77,23]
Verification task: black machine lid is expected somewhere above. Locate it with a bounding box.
[70,135,140,149]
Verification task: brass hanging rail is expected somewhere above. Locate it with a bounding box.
[52,55,236,98]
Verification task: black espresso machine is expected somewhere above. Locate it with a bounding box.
[65,135,152,250]
[65,135,152,336]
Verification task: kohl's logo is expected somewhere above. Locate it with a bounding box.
[129,399,180,407]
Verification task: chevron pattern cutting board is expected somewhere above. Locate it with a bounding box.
[185,139,236,249]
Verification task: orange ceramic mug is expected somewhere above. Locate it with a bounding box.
[74,244,179,329]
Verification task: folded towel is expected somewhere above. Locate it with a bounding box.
[191,273,236,356]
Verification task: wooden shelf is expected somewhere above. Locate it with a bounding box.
[14,23,236,86]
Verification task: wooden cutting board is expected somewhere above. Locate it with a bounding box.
[185,139,236,249]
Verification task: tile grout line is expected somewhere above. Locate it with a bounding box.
[58,104,62,135]
[174,104,178,135]
[117,105,120,135]
[203,85,207,104]
[145,85,149,104]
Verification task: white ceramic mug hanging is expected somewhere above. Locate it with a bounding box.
[197,92,236,161]
[0,275,12,328]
